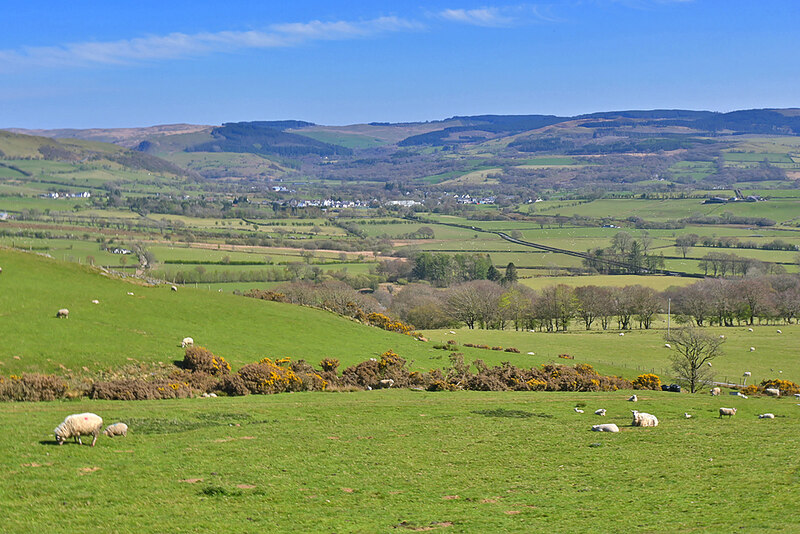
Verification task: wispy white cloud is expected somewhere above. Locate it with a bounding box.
[436,5,559,27]
[438,8,516,27]
[0,16,423,72]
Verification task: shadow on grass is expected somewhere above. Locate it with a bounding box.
[472,408,553,419]
[39,440,62,446]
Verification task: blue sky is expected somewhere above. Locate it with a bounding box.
[2,1,798,128]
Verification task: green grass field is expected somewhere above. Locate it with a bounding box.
[2,390,798,532]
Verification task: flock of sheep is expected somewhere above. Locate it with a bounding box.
[585,388,786,433]
[53,413,127,446]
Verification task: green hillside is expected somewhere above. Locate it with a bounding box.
[0,248,435,375]
[0,130,187,178]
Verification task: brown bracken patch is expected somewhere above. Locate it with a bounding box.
[179,478,203,483]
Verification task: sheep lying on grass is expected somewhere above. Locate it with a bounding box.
[55,413,103,446]
[378,379,395,389]
[91,299,99,304]
[719,407,737,418]
[758,413,775,419]
[684,413,692,419]
[181,337,194,348]
[594,409,606,416]
[765,388,780,397]
[574,408,584,414]
[56,308,69,318]
[103,422,128,437]
[591,424,619,432]
[631,410,658,427]
[711,387,721,396]
[628,395,638,402]
[171,285,178,291]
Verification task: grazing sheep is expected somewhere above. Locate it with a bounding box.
[378,379,395,389]
[527,352,535,355]
[776,329,782,334]
[181,337,194,348]
[711,387,721,396]
[758,413,775,419]
[707,362,712,367]
[56,308,69,318]
[628,394,638,402]
[719,335,725,339]
[55,413,103,446]
[718,407,737,418]
[594,409,607,416]
[748,327,754,332]
[765,388,781,397]
[574,408,584,414]
[591,424,619,433]
[664,343,671,349]
[171,285,178,291]
[684,413,692,419]
[737,392,748,399]
[743,371,751,377]
[619,333,625,336]
[448,331,456,334]
[631,410,658,427]
[91,299,99,304]
[794,393,800,399]
[103,422,128,437]
[0,266,2,274]
[750,347,756,352]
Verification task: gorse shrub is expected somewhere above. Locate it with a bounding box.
[182,346,231,377]
[760,379,800,395]
[631,373,662,390]
[320,358,340,372]
[0,373,69,402]
[90,378,193,400]
[237,358,304,395]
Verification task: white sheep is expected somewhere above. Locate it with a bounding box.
[743,371,751,377]
[794,393,800,399]
[684,413,692,419]
[171,285,178,291]
[127,292,134,296]
[711,387,721,396]
[181,337,194,348]
[707,362,712,367]
[664,343,671,349]
[56,308,69,318]
[758,413,775,419]
[0,266,2,274]
[776,329,782,334]
[574,408,584,414]
[719,407,737,418]
[631,410,658,427]
[737,392,748,399]
[527,352,535,355]
[103,422,128,437]
[719,335,725,339]
[750,347,756,352]
[55,413,103,446]
[378,378,395,389]
[91,299,99,304]
[591,424,619,432]
[594,408,607,416]
[619,332,625,336]
[628,394,638,402]
[448,331,456,334]
[765,388,780,397]
[748,327,754,332]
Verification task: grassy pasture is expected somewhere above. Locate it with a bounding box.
[0,248,432,376]
[2,391,799,532]
[518,274,698,291]
[290,129,386,149]
[420,325,800,386]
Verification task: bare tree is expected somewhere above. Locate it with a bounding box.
[667,326,725,393]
